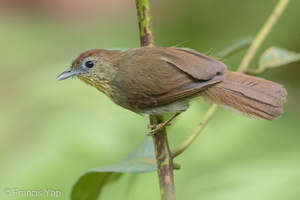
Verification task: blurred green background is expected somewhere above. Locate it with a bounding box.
[1,0,299,199]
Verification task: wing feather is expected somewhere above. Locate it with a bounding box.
[161,48,226,80]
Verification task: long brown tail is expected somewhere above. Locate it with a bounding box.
[202,70,287,120]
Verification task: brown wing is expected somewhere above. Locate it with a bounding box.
[161,48,226,80]
[127,47,227,110]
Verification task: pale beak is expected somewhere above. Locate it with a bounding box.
[56,68,80,81]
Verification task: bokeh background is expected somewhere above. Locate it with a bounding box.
[1,0,299,199]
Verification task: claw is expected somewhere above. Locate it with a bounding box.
[147,121,173,136]
[146,112,181,136]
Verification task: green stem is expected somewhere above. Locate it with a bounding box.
[135,0,155,46]
[135,0,176,199]
[238,0,290,73]
[172,104,218,157]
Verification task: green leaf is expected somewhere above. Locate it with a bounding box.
[259,46,300,70]
[216,37,253,58]
[72,172,121,200]
[71,138,156,200]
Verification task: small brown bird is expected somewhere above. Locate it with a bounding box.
[57,46,287,121]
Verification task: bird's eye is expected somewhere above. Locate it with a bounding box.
[85,60,94,68]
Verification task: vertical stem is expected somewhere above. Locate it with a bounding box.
[135,0,175,199]
[135,0,155,46]
[150,115,176,200]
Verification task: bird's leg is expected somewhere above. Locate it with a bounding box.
[147,112,181,135]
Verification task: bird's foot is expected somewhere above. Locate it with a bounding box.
[147,121,173,136]
[147,112,181,136]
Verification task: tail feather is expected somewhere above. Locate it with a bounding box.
[202,70,287,120]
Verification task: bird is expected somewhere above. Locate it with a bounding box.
[57,46,287,132]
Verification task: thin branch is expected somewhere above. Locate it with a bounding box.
[238,0,290,73]
[172,104,218,157]
[172,0,290,158]
[135,0,176,199]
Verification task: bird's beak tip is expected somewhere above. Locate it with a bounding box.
[56,73,69,81]
[55,76,63,81]
[56,68,74,81]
